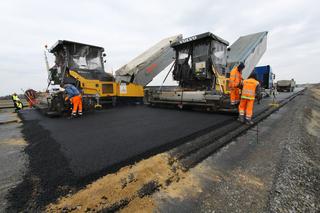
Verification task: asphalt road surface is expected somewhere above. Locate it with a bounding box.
[20,105,233,178]
[19,91,299,178]
[6,90,301,211]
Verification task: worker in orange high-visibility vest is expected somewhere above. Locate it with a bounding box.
[229,62,245,105]
[238,73,260,125]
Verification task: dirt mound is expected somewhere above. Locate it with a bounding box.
[46,154,184,212]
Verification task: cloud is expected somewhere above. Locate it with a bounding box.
[0,0,319,95]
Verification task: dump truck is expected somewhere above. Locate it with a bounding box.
[147,31,268,111]
[277,79,295,92]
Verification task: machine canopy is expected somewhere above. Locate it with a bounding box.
[50,40,105,73]
[171,32,228,89]
[68,44,104,72]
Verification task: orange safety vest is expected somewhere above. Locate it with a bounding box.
[241,78,259,100]
[229,67,242,88]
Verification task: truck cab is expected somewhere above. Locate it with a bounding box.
[277,79,296,92]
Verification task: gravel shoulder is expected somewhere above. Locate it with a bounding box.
[268,86,320,212]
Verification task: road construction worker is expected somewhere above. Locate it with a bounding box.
[24,89,37,108]
[11,93,23,112]
[238,74,260,125]
[63,84,83,117]
[229,62,245,105]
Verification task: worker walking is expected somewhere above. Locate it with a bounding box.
[229,62,245,105]
[63,84,83,118]
[12,93,23,112]
[238,74,260,125]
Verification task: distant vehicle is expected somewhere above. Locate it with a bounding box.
[277,79,296,92]
[253,65,274,89]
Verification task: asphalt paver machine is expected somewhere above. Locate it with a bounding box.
[147,31,268,111]
[41,40,145,115]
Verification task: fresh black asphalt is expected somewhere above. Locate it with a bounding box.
[19,105,234,178]
[19,91,298,178]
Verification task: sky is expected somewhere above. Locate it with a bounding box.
[0,0,319,96]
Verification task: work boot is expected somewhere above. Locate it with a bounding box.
[245,119,254,125]
[237,115,245,123]
[68,113,76,119]
[78,112,83,116]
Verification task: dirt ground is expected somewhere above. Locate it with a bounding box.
[46,153,184,212]
[43,86,319,212]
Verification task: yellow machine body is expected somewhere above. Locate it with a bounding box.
[69,70,144,98]
[115,82,144,97]
[212,66,231,95]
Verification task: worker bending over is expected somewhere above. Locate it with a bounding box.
[238,74,260,125]
[12,93,23,112]
[229,62,245,105]
[63,84,83,118]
